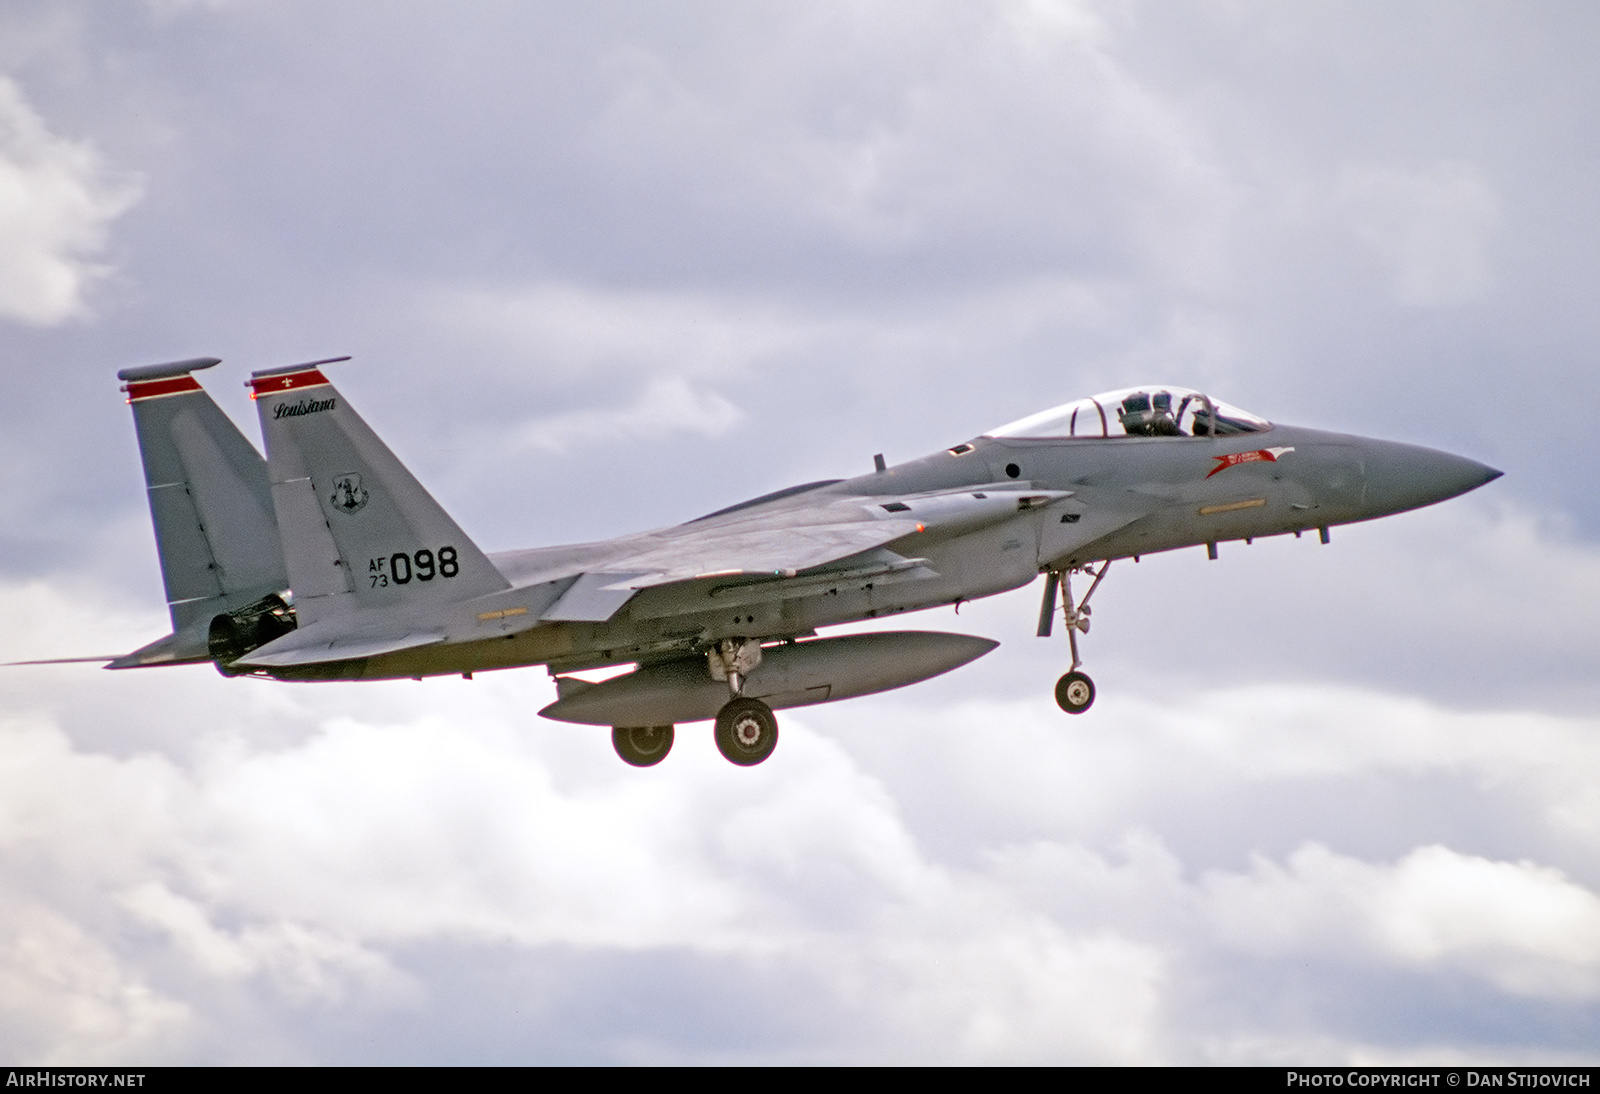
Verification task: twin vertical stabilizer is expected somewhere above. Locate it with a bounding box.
[116,356,505,669]
[119,358,289,637]
[247,360,508,627]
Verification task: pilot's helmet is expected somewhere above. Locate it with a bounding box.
[1119,391,1180,436]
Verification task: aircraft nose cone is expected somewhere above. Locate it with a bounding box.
[1362,440,1502,516]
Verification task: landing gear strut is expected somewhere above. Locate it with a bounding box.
[612,725,675,767]
[1037,561,1111,715]
[709,638,779,765]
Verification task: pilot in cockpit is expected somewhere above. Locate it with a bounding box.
[1118,391,1184,436]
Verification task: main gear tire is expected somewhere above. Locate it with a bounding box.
[714,698,779,766]
[612,725,675,767]
[1055,671,1095,715]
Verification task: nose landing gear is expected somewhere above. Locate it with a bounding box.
[1037,561,1111,715]
[1054,672,1095,714]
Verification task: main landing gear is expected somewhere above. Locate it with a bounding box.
[611,703,777,768]
[714,696,779,766]
[605,638,779,767]
[612,725,675,766]
[704,637,780,765]
[1037,561,1112,715]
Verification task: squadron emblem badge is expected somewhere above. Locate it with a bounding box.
[330,472,369,514]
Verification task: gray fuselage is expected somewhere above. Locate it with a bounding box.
[293,422,1496,682]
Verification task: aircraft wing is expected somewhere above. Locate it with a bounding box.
[593,519,926,588]
[232,484,1063,664]
[521,517,924,622]
[519,484,1069,620]
[220,507,927,666]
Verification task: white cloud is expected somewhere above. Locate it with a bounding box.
[1338,161,1499,308]
[424,274,1173,457]
[117,882,415,1005]
[580,1,1233,287]
[1,545,1600,1061]
[0,77,141,326]
[0,898,190,1064]
[143,0,244,15]
[1203,843,1600,1000]
[4,399,1598,1064]
[432,282,819,384]
[513,375,743,454]
[0,671,1174,1061]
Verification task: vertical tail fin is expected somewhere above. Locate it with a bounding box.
[119,358,289,632]
[248,359,507,626]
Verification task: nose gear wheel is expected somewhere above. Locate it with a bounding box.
[1055,671,1095,714]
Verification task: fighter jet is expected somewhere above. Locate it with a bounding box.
[101,356,1499,767]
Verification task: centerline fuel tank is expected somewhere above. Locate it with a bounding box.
[539,630,998,726]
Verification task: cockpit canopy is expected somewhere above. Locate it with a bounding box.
[985,385,1270,439]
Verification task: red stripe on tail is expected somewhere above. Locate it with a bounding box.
[248,370,331,399]
[123,376,203,402]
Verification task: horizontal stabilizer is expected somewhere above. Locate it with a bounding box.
[235,628,444,668]
[2,655,122,666]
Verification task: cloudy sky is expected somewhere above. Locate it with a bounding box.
[0,0,1597,1064]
